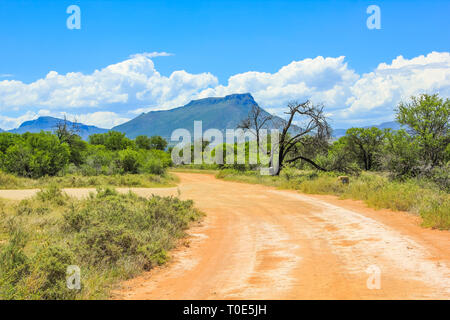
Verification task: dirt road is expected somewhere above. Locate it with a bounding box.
[114,173,450,299]
[2,173,449,299]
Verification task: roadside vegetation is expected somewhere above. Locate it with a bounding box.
[0,93,447,301]
[176,94,450,229]
[0,118,204,300]
[0,171,176,189]
[0,124,173,188]
[0,186,202,299]
[216,169,449,230]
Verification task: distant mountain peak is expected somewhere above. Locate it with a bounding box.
[113,93,279,139]
[18,116,60,128]
[223,92,255,101]
[185,93,256,107]
[332,121,404,138]
[9,116,107,140]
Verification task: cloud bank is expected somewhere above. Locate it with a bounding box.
[0,51,449,129]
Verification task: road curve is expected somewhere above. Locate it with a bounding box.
[1,172,449,299]
[112,173,450,300]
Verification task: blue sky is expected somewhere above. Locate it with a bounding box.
[0,0,449,129]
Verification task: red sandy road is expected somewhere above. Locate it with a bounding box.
[1,172,448,299]
[112,173,450,300]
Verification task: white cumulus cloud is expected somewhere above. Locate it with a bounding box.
[71,112,130,129]
[197,56,359,113]
[0,53,217,111]
[0,51,449,130]
[341,52,450,124]
[197,52,450,126]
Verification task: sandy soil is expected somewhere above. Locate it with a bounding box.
[0,187,179,200]
[1,173,449,299]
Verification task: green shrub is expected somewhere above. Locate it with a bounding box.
[0,188,203,299]
[2,132,70,178]
[74,224,140,266]
[118,148,139,173]
[0,225,30,299]
[141,158,164,175]
[0,131,172,180]
[36,185,68,206]
[23,246,75,300]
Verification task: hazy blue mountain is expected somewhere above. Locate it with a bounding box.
[8,116,108,140]
[331,128,347,138]
[375,121,403,130]
[6,97,406,142]
[332,121,404,138]
[113,93,287,139]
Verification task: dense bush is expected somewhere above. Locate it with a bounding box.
[135,135,167,151]
[383,129,421,178]
[1,132,70,178]
[0,225,30,299]
[118,148,140,173]
[315,137,361,174]
[396,93,449,167]
[0,129,171,179]
[307,94,449,190]
[89,131,134,151]
[0,187,202,299]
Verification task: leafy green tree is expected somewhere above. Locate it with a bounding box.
[2,142,32,177]
[383,129,421,177]
[3,132,70,178]
[89,131,133,151]
[118,148,139,173]
[66,136,87,166]
[0,133,21,154]
[81,145,114,175]
[106,131,133,151]
[120,135,167,151]
[0,133,22,169]
[345,127,385,170]
[88,133,107,146]
[317,136,360,174]
[135,135,152,150]
[396,93,449,167]
[149,136,168,151]
[27,132,70,177]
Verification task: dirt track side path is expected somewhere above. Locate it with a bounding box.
[1,173,449,299]
[0,187,178,200]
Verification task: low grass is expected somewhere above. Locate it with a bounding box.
[0,186,203,299]
[170,167,219,175]
[0,170,178,189]
[216,168,450,230]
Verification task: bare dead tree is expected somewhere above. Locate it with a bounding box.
[55,115,80,143]
[237,105,273,154]
[275,100,331,175]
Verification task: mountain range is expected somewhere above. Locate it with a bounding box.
[332,121,403,138]
[6,116,108,140]
[113,93,284,139]
[1,93,403,140]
